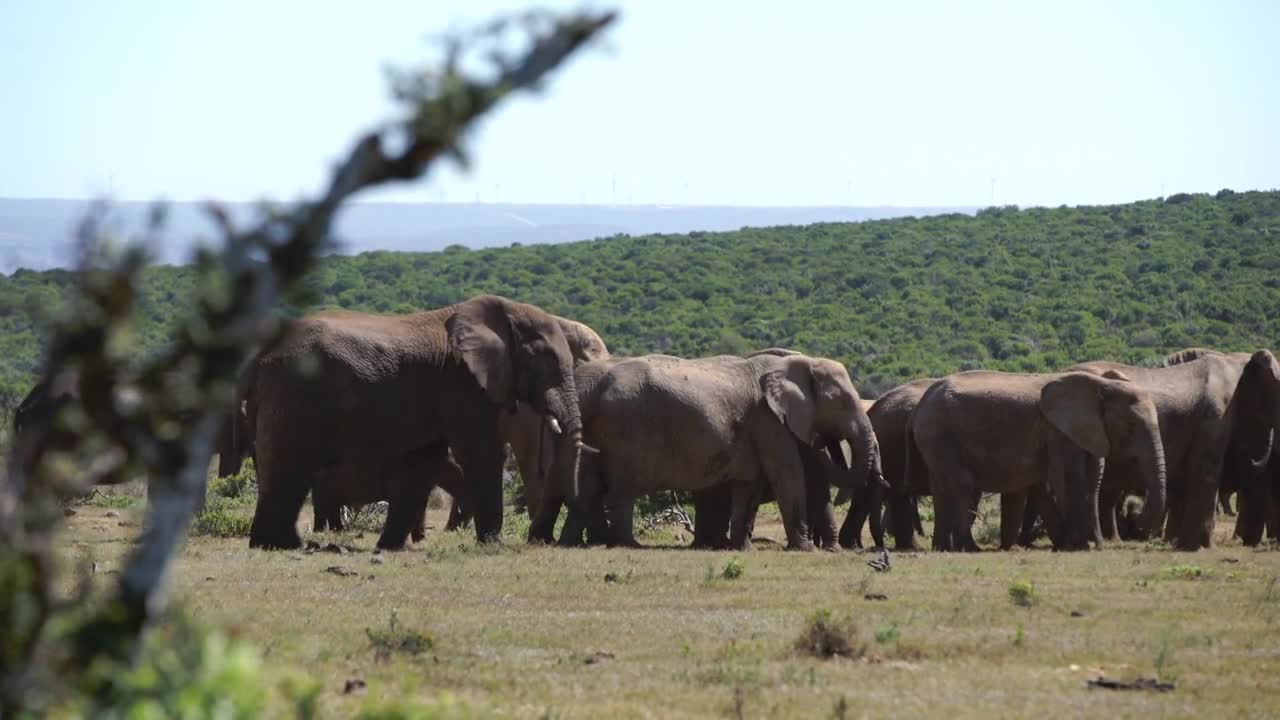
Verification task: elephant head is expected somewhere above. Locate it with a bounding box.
[446,297,591,493]
[760,355,885,495]
[1040,371,1167,539]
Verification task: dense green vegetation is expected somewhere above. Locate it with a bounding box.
[2,189,1277,412]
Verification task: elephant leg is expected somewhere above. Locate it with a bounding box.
[839,485,873,549]
[445,497,472,531]
[448,423,506,544]
[868,493,886,549]
[959,489,981,551]
[805,478,839,552]
[1220,492,1235,516]
[692,484,732,549]
[248,467,309,550]
[605,496,640,548]
[1174,456,1222,551]
[1000,489,1027,550]
[1017,487,1039,547]
[883,493,919,550]
[752,430,814,551]
[528,494,563,544]
[1266,493,1280,541]
[933,469,976,552]
[728,483,756,551]
[1235,469,1270,546]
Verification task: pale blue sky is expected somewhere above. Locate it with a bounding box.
[1,0,1276,207]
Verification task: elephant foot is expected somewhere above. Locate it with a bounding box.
[410,530,426,544]
[785,538,816,552]
[821,542,843,553]
[375,532,410,552]
[249,527,303,550]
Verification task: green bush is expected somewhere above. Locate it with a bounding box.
[1008,579,1035,607]
[66,611,320,720]
[190,499,253,538]
[210,458,258,502]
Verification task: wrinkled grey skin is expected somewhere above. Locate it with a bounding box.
[246,295,587,551]
[1069,349,1280,550]
[547,351,882,551]
[908,370,1168,552]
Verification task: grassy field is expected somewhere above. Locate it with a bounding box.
[60,488,1280,720]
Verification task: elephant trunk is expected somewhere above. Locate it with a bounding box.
[844,405,882,493]
[543,380,587,498]
[1136,423,1168,538]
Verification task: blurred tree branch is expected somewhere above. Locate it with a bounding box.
[0,8,614,714]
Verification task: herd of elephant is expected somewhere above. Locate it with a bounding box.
[12,294,1280,553]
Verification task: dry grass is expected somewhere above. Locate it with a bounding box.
[56,498,1280,719]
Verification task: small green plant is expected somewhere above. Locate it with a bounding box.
[366,610,434,663]
[721,557,745,580]
[794,609,863,659]
[190,500,253,538]
[874,624,900,644]
[1008,579,1035,607]
[1164,564,1208,580]
[1154,633,1173,679]
[210,458,258,501]
[1012,624,1025,647]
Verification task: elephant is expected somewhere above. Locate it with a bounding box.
[683,438,863,551]
[546,351,882,551]
[838,378,936,550]
[653,348,878,552]
[11,368,244,514]
[908,370,1168,552]
[1069,348,1280,550]
[301,315,610,545]
[311,442,463,543]
[215,398,254,480]
[245,294,589,551]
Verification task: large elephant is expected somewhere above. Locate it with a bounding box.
[909,370,1168,552]
[245,294,589,550]
[839,378,936,550]
[1069,349,1280,550]
[303,315,610,544]
[548,351,882,551]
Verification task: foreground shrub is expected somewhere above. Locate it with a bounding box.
[190,498,253,538]
[1008,579,1035,607]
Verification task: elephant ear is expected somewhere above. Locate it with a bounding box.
[761,359,817,443]
[447,302,516,409]
[1040,373,1111,458]
[1101,369,1130,382]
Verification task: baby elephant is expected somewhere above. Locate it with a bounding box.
[311,444,464,548]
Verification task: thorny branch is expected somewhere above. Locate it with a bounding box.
[0,9,614,713]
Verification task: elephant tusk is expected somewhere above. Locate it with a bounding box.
[577,440,600,455]
[548,418,563,435]
[1250,430,1274,469]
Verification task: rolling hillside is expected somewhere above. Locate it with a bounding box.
[0,189,1276,414]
